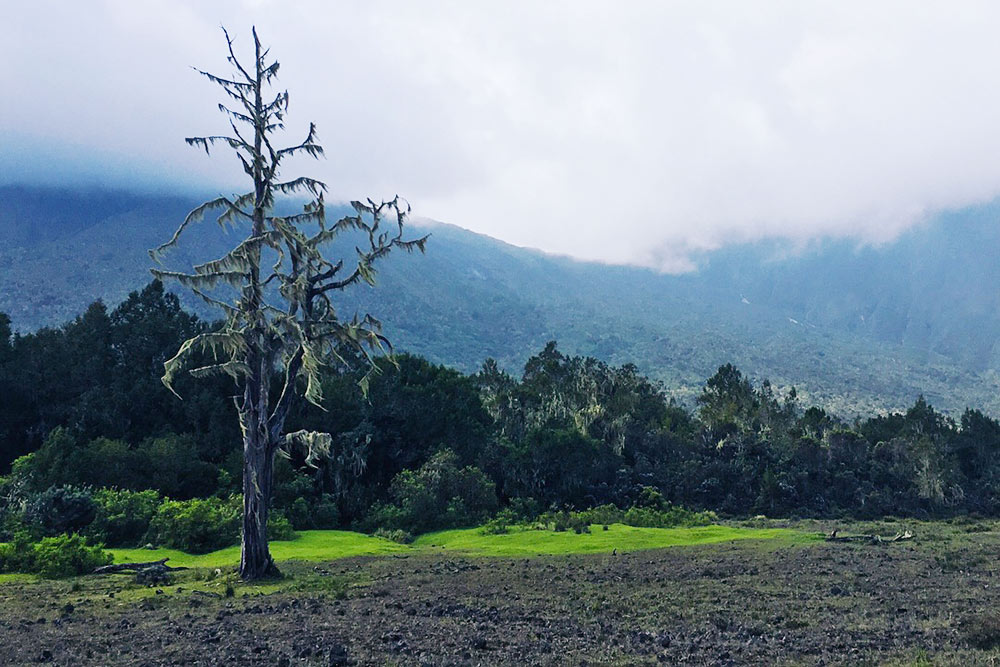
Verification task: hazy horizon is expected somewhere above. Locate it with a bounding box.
[5,1,1000,271]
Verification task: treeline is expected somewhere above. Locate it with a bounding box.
[3,281,1000,547]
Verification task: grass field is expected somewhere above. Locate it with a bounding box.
[110,529,410,568]
[108,523,811,568]
[4,520,997,664]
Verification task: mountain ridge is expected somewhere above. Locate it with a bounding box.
[2,184,999,416]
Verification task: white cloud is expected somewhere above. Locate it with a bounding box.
[4,1,1000,269]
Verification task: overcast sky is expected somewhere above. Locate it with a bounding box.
[4,1,1000,269]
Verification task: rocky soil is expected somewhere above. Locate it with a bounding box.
[2,528,999,665]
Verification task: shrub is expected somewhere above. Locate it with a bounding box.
[20,430,217,500]
[287,497,311,530]
[508,497,542,522]
[145,496,240,553]
[286,494,340,530]
[635,486,668,510]
[373,528,414,544]
[576,503,624,526]
[32,534,112,578]
[533,501,715,534]
[0,533,111,579]
[267,512,297,541]
[0,532,36,574]
[622,505,717,528]
[85,488,161,547]
[145,496,296,553]
[542,510,590,534]
[23,486,96,536]
[310,495,341,529]
[364,450,499,535]
[0,474,29,541]
[480,509,518,535]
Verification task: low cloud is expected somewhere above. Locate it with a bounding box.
[4,1,1000,269]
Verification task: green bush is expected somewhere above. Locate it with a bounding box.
[145,496,241,553]
[373,528,414,544]
[267,512,297,541]
[576,503,624,526]
[622,505,717,528]
[145,495,296,553]
[480,509,518,535]
[635,486,668,510]
[0,474,29,541]
[85,488,161,547]
[20,430,217,500]
[23,486,96,536]
[286,494,340,530]
[364,450,498,535]
[508,497,542,522]
[542,509,591,534]
[534,500,715,533]
[310,495,340,529]
[0,533,111,579]
[32,534,112,578]
[0,532,36,574]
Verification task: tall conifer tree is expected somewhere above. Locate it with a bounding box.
[151,27,426,580]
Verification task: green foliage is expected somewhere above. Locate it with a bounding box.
[0,471,29,540]
[575,504,625,526]
[145,495,296,554]
[267,512,297,542]
[364,450,498,535]
[508,497,542,522]
[288,352,498,526]
[31,534,112,578]
[145,496,241,554]
[545,496,717,530]
[0,532,111,579]
[85,489,161,547]
[373,528,414,544]
[9,273,1000,532]
[622,506,717,529]
[480,509,519,535]
[23,486,96,537]
[0,532,36,575]
[0,280,235,474]
[502,427,620,507]
[541,510,591,534]
[21,429,217,499]
[271,458,340,530]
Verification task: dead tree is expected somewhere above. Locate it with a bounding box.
[151,26,426,581]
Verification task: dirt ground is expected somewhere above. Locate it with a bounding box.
[2,522,1000,665]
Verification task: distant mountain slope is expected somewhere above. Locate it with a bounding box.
[2,184,999,415]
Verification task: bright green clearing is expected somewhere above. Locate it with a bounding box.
[414,524,810,557]
[111,529,409,568]
[108,524,809,569]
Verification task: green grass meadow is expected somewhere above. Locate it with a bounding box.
[107,524,811,569]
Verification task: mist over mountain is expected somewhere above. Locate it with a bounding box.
[2,184,999,416]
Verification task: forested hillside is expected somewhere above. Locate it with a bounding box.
[3,284,1000,551]
[3,184,1000,414]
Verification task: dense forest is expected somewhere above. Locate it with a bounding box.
[7,185,1000,418]
[2,281,1000,559]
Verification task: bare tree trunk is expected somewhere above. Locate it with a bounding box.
[239,399,279,580]
[237,31,279,582]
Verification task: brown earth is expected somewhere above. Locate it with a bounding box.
[1,525,999,665]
